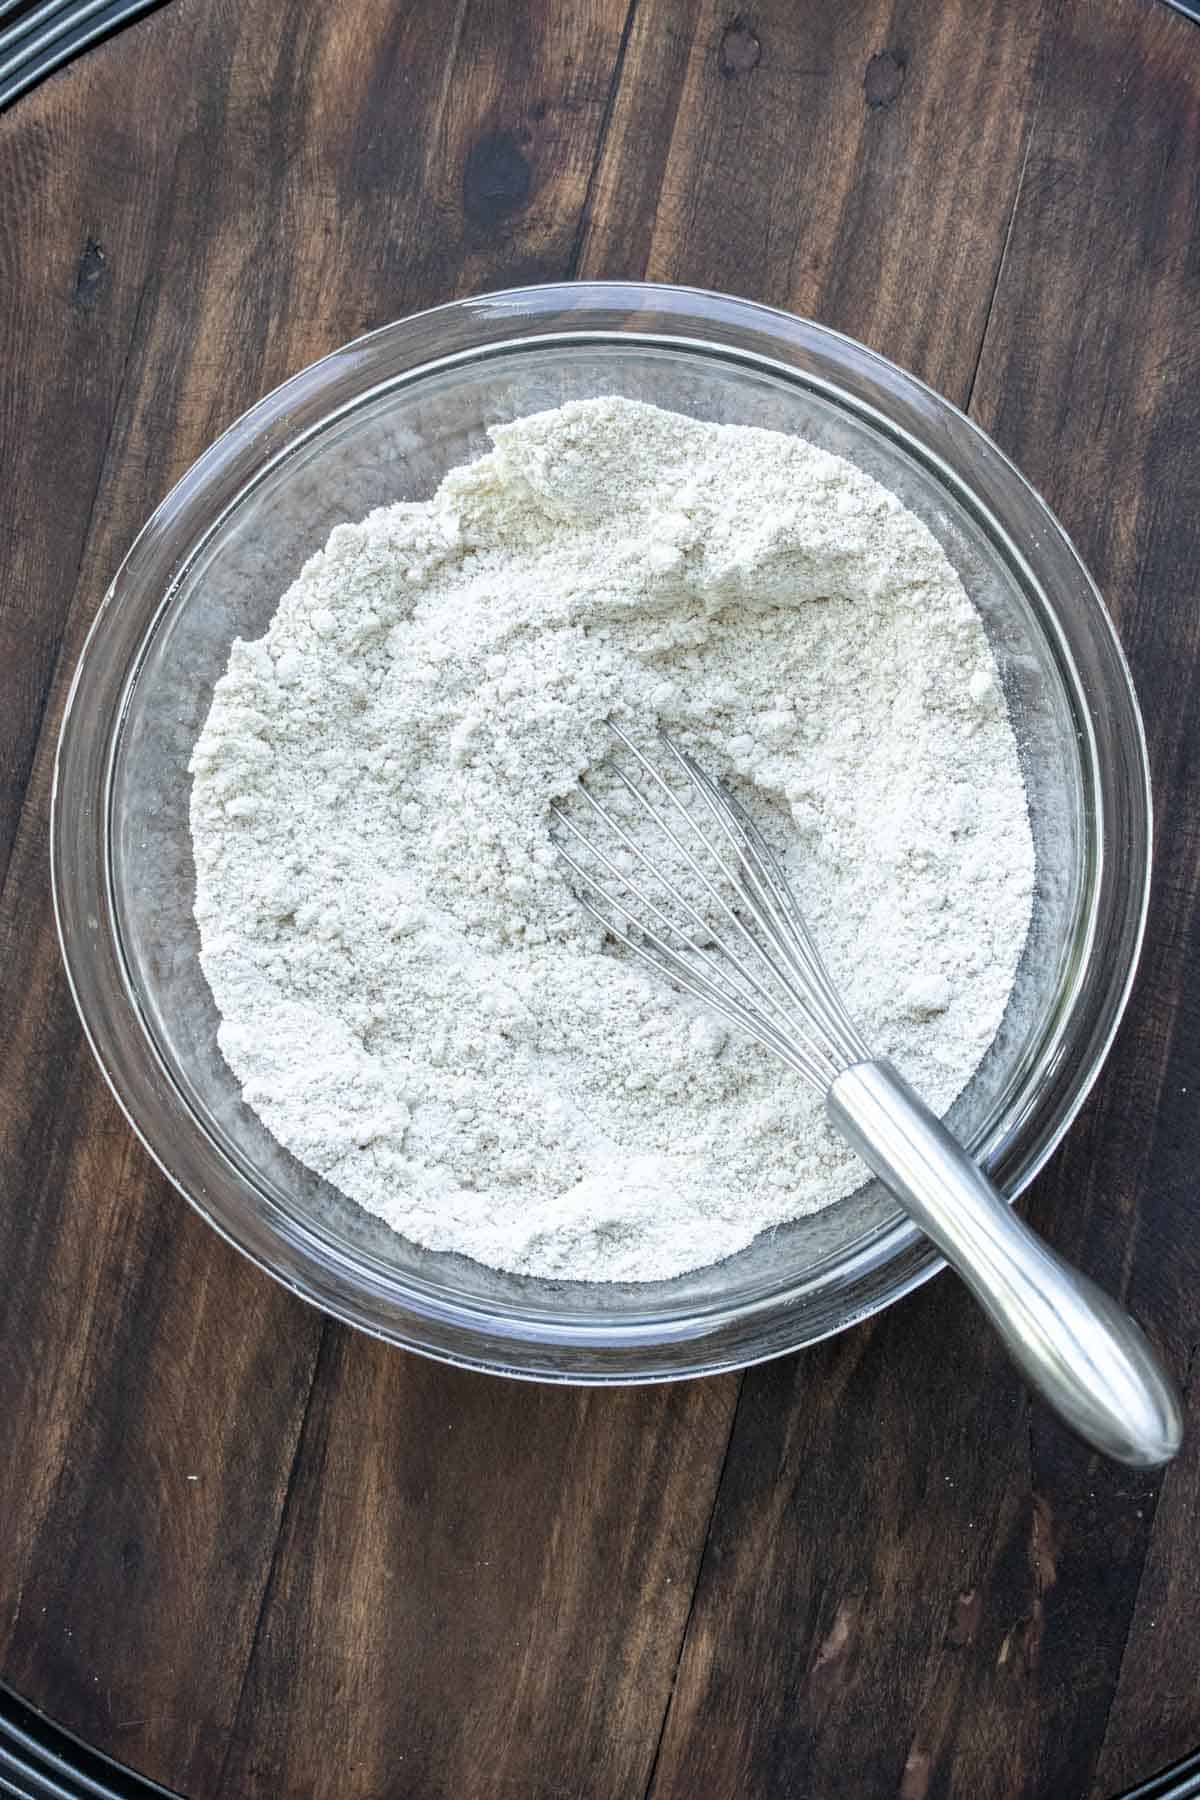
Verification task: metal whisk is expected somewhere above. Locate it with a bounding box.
[552,724,1182,1468]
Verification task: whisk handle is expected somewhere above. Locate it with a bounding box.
[826,1059,1183,1468]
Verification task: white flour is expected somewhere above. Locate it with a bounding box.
[189,397,1034,1282]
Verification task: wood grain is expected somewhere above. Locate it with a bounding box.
[217,1335,735,1799]
[576,0,1052,403]
[1092,1363,1200,1797]
[0,0,1198,1796]
[963,7,1200,1790]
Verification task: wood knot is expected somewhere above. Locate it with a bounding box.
[72,238,107,309]
[463,131,532,227]
[864,49,906,109]
[720,19,761,78]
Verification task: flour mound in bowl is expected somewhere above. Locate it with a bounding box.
[189,396,1034,1283]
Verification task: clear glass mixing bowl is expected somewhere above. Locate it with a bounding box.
[52,283,1151,1380]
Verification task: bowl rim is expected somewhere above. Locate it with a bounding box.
[51,279,1153,1381]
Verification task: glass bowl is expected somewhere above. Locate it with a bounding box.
[52,282,1151,1381]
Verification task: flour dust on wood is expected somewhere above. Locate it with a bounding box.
[189,397,1034,1282]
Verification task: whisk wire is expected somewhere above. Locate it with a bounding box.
[673,746,870,1065]
[672,749,826,1000]
[552,725,871,1090]
[604,724,850,1050]
[601,741,796,1008]
[567,885,821,1082]
[551,800,803,1045]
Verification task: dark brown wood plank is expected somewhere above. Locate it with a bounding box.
[644,3,1200,1797]
[962,5,1200,1793]
[577,0,1052,403]
[650,1287,1045,1800]
[0,41,161,892]
[0,16,337,1797]
[218,1333,736,1800]
[1092,1364,1200,1797]
[0,1054,321,1796]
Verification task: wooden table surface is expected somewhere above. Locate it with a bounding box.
[2,3,1199,1797]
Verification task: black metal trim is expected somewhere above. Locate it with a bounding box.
[0,0,167,112]
[1121,1748,1200,1800]
[3,1676,1200,1799]
[0,1685,175,1799]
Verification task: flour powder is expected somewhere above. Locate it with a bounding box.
[189,397,1035,1282]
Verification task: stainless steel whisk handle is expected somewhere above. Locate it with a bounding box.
[827,1060,1183,1468]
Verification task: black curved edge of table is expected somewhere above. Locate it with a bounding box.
[0,1680,1198,1800]
[0,0,167,111]
[0,1683,175,1799]
[1,0,1198,1796]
